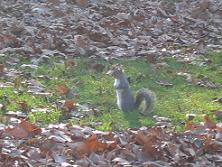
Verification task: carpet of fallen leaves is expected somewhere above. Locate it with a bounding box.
[1,0,222,62]
[1,0,222,166]
[0,116,222,166]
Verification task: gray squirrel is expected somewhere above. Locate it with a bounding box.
[107,64,156,114]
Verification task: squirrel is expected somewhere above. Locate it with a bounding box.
[107,64,156,114]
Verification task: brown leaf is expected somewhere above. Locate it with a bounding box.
[145,54,158,64]
[26,138,39,146]
[185,120,206,131]
[0,64,4,73]
[63,99,76,111]
[56,84,70,95]
[204,115,216,129]
[68,142,90,157]
[6,120,41,139]
[85,134,108,152]
[85,134,100,152]
[5,126,29,139]
[185,120,194,130]
[135,130,146,145]
[135,130,161,160]
[19,119,41,135]
[191,0,210,19]
[64,60,76,68]
[203,136,217,153]
[74,35,89,48]
[27,148,42,161]
[76,0,89,8]
[40,139,59,154]
[143,134,160,160]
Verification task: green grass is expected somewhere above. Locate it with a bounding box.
[1,52,222,131]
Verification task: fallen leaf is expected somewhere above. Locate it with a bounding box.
[64,60,76,68]
[26,138,39,146]
[204,115,216,129]
[0,64,5,73]
[19,119,41,135]
[5,126,29,139]
[143,134,160,160]
[76,0,89,8]
[145,54,158,64]
[63,99,76,111]
[0,64,4,73]
[185,120,194,130]
[56,84,70,95]
[85,134,101,152]
[68,142,90,157]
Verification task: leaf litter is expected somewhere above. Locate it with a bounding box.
[0,0,222,61]
[1,0,222,166]
[1,116,222,166]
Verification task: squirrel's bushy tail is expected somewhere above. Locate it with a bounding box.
[134,88,156,114]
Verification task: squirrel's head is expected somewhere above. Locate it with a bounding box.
[106,64,124,78]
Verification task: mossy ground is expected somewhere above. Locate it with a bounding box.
[1,52,222,131]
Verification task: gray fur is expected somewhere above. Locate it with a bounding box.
[108,65,156,113]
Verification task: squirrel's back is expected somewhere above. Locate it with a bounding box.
[107,64,156,113]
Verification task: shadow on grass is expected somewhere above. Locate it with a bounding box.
[123,110,155,128]
[123,111,141,128]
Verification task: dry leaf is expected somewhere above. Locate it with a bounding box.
[64,60,76,68]
[145,54,158,64]
[185,120,194,130]
[56,84,70,95]
[19,119,42,135]
[68,142,90,157]
[5,126,29,139]
[76,0,89,8]
[135,130,146,145]
[85,134,110,153]
[63,99,76,111]
[143,134,160,160]
[26,138,39,146]
[85,134,100,152]
[0,64,4,73]
[204,115,216,129]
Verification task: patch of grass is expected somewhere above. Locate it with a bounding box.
[0,85,60,124]
[1,52,222,130]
